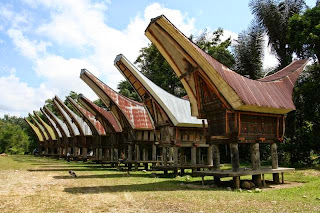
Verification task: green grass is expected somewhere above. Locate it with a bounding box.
[0,155,319,212]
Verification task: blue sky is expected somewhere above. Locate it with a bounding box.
[0,0,317,117]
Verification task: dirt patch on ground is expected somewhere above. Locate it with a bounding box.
[262,181,304,190]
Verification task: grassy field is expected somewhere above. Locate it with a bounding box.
[0,155,319,213]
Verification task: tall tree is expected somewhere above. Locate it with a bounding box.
[250,0,306,69]
[288,5,320,61]
[135,43,186,97]
[127,28,235,98]
[0,116,30,154]
[233,22,265,79]
[117,80,141,102]
[194,28,235,69]
[284,63,320,165]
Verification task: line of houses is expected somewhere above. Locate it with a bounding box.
[25,15,308,189]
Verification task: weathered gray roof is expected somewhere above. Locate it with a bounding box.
[43,106,70,138]
[114,54,205,127]
[41,108,62,138]
[54,96,92,136]
[54,99,80,136]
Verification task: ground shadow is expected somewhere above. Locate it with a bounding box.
[53,173,149,179]
[64,180,218,194]
[27,168,116,172]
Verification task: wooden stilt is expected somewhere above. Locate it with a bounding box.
[169,147,174,162]
[233,176,240,189]
[128,145,133,161]
[230,143,240,172]
[99,148,103,161]
[207,145,213,167]
[163,147,167,165]
[83,147,87,161]
[135,145,140,170]
[271,143,280,184]
[251,143,262,187]
[212,144,220,171]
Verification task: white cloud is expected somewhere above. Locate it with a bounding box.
[0,74,55,117]
[262,35,279,70]
[2,1,196,117]
[7,28,51,59]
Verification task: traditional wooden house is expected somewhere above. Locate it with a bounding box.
[24,118,45,154]
[114,54,209,173]
[80,69,156,169]
[66,97,106,161]
[28,113,50,155]
[53,96,92,160]
[33,111,58,156]
[77,95,123,164]
[40,107,64,157]
[42,106,71,158]
[145,15,308,187]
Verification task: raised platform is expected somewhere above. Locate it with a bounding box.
[192,167,295,178]
[152,164,213,171]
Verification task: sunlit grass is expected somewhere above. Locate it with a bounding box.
[0,155,319,212]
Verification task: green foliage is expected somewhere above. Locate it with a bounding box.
[250,0,306,69]
[135,43,186,97]
[283,63,320,165]
[93,99,108,109]
[64,91,81,116]
[233,22,264,79]
[288,5,320,61]
[124,28,235,99]
[193,28,235,69]
[117,80,141,102]
[0,118,29,154]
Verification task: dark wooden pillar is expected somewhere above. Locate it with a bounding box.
[207,145,213,166]
[230,143,240,189]
[271,143,280,184]
[135,144,140,170]
[128,144,133,161]
[191,146,197,172]
[251,143,262,186]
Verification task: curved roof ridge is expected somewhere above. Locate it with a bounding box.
[33,111,56,140]
[145,15,308,114]
[24,118,44,142]
[67,96,106,135]
[29,113,49,140]
[80,69,154,130]
[114,54,204,127]
[54,96,92,136]
[40,108,62,138]
[43,106,70,137]
[258,59,308,82]
[78,95,122,133]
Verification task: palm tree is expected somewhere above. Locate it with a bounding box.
[233,22,264,79]
[249,0,306,69]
